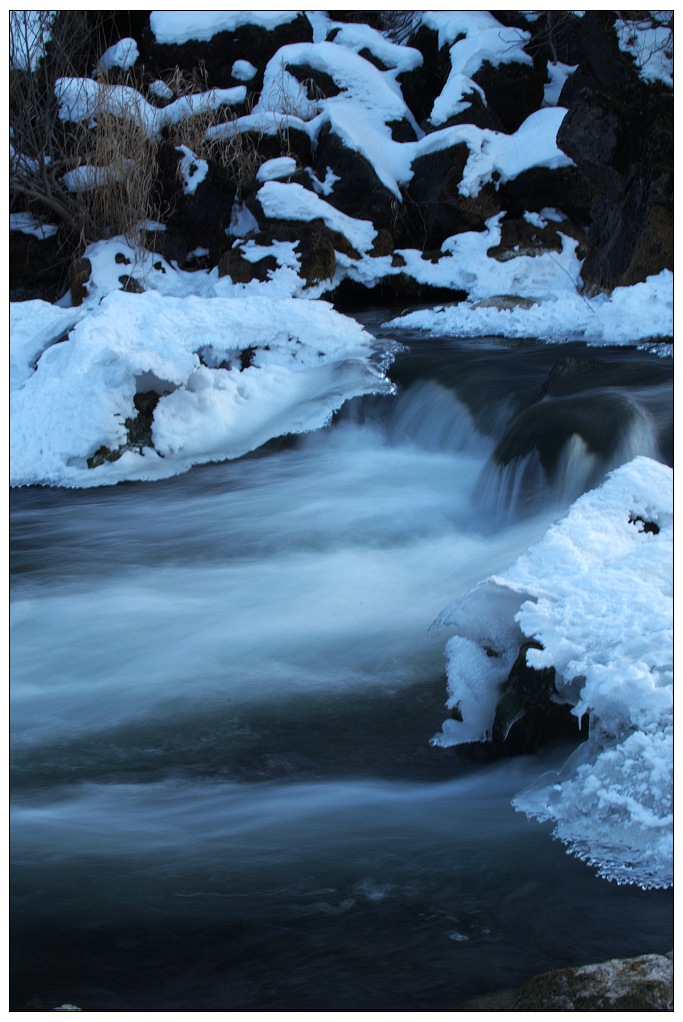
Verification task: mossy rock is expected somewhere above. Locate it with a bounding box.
[466,953,673,1011]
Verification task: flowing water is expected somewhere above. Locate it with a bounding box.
[10,326,673,1011]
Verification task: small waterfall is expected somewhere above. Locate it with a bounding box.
[474,390,660,523]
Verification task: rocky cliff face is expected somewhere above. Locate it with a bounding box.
[10,10,672,303]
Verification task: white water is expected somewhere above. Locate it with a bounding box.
[10,336,673,1011]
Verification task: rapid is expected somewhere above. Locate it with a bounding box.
[10,325,673,1011]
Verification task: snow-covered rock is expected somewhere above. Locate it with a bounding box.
[10,280,394,488]
[431,456,672,889]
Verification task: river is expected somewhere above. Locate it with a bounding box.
[10,323,673,1011]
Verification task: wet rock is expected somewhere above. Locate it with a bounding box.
[491,640,588,754]
[467,953,673,1010]
[493,390,652,477]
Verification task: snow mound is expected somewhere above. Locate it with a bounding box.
[431,456,672,889]
[387,263,673,347]
[10,287,394,488]
[150,11,301,45]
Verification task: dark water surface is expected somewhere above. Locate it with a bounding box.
[10,328,673,1010]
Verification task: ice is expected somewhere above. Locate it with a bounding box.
[10,285,393,487]
[431,457,673,889]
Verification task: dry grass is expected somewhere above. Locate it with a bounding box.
[10,12,301,257]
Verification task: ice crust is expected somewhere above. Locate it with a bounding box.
[10,250,393,488]
[431,457,673,889]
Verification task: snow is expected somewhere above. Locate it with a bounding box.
[327,22,423,74]
[10,275,393,488]
[416,108,574,197]
[256,157,297,183]
[10,10,53,71]
[386,262,673,347]
[307,166,340,196]
[62,162,134,193]
[431,456,672,889]
[427,12,532,127]
[176,145,209,195]
[257,181,377,253]
[9,212,59,240]
[615,14,673,87]
[544,61,578,106]
[55,77,246,135]
[10,301,84,390]
[98,37,139,71]
[150,11,301,45]
[149,79,174,101]
[232,59,258,83]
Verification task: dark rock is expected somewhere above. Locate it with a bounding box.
[329,275,467,311]
[486,217,563,262]
[155,142,236,262]
[118,275,145,294]
[555,19,673,291]
[491,640,588,754]
[10,225,66,302]
[398,24,448,128]
[218,246,278,283]
[145,13,312,89]
[471,59,545,134]
[409,142,501,249]
[259,217,359,261]
[139,226,187,266]
[312,124,399,235]
[497,165,596,227]
[471,295,538,311]
[286,63,341,100]
[629,515,660,536]
[295,228,337,287]
[70,257,92,306]
[87,446,122,469]
[369,227,394,258]
[428,88,503,132]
